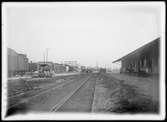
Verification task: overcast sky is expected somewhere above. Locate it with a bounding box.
[5,2,162,68]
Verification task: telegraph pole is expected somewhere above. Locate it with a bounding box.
[46,48,50,62]
[46,48,48,63]
[43,52,45,64]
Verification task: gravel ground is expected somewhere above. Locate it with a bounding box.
[6,73,159,116]
[6,74,90,116]
[7,74,86,97]
[108,73,159,101]
[92,73,159,114]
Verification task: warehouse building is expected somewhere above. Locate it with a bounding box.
[8,48,18,77]
[8,48,29,77]
[63,61,78,67]
[63,61,81,72]
[17,54,29,73]
[112,37,160,76]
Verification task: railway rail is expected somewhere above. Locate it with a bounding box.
[54,74,98,112]
[7,74,96,115]
[8,75,86,106]
[7,74,82,97]
[51,75,91,111]
[8,77,76,99]
[8,80,74,109]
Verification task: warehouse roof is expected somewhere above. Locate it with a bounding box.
[8,48,18,56]
[112,37,160,63]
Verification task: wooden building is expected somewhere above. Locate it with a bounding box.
[112,37,160,76]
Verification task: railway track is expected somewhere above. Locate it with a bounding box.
[6,73,98,115]
[7,75,80,97]
[8,77,77,99]
[7,75,86,107]
[51,76,91,111]
[52,74,98,112]
[8,80,71,109]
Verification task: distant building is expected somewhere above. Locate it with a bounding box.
[63,61,80,72]
[28,61,38,72]
[37,62,54,71]
[63,61,78,67]
[37,62,77,73]
[112,37,160,76]
[53,63,66,73]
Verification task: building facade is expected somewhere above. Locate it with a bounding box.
[17,54,29,72]
[63,61,80,72]
[53,63,66,73]
[8,48,18,76]
[8,48,29,77]
[112,37,160,76]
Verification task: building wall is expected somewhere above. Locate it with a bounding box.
[151,40,159,74]
[17,54,25,71]
[17,54,29,72]
[25,57,29,71]
[8,48,18,76]
[8,48,29,77]
[120,38,159,75]
[63,61,78,66]
[53,63,66,73]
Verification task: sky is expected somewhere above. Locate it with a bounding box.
[5,2,162,69]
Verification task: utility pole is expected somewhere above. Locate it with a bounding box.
[46,48,48,63]
[43,52,45,64]
[46,48,50,62]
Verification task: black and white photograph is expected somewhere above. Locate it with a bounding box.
[2,2,166,120]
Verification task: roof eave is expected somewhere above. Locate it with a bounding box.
[112,59,122,63]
